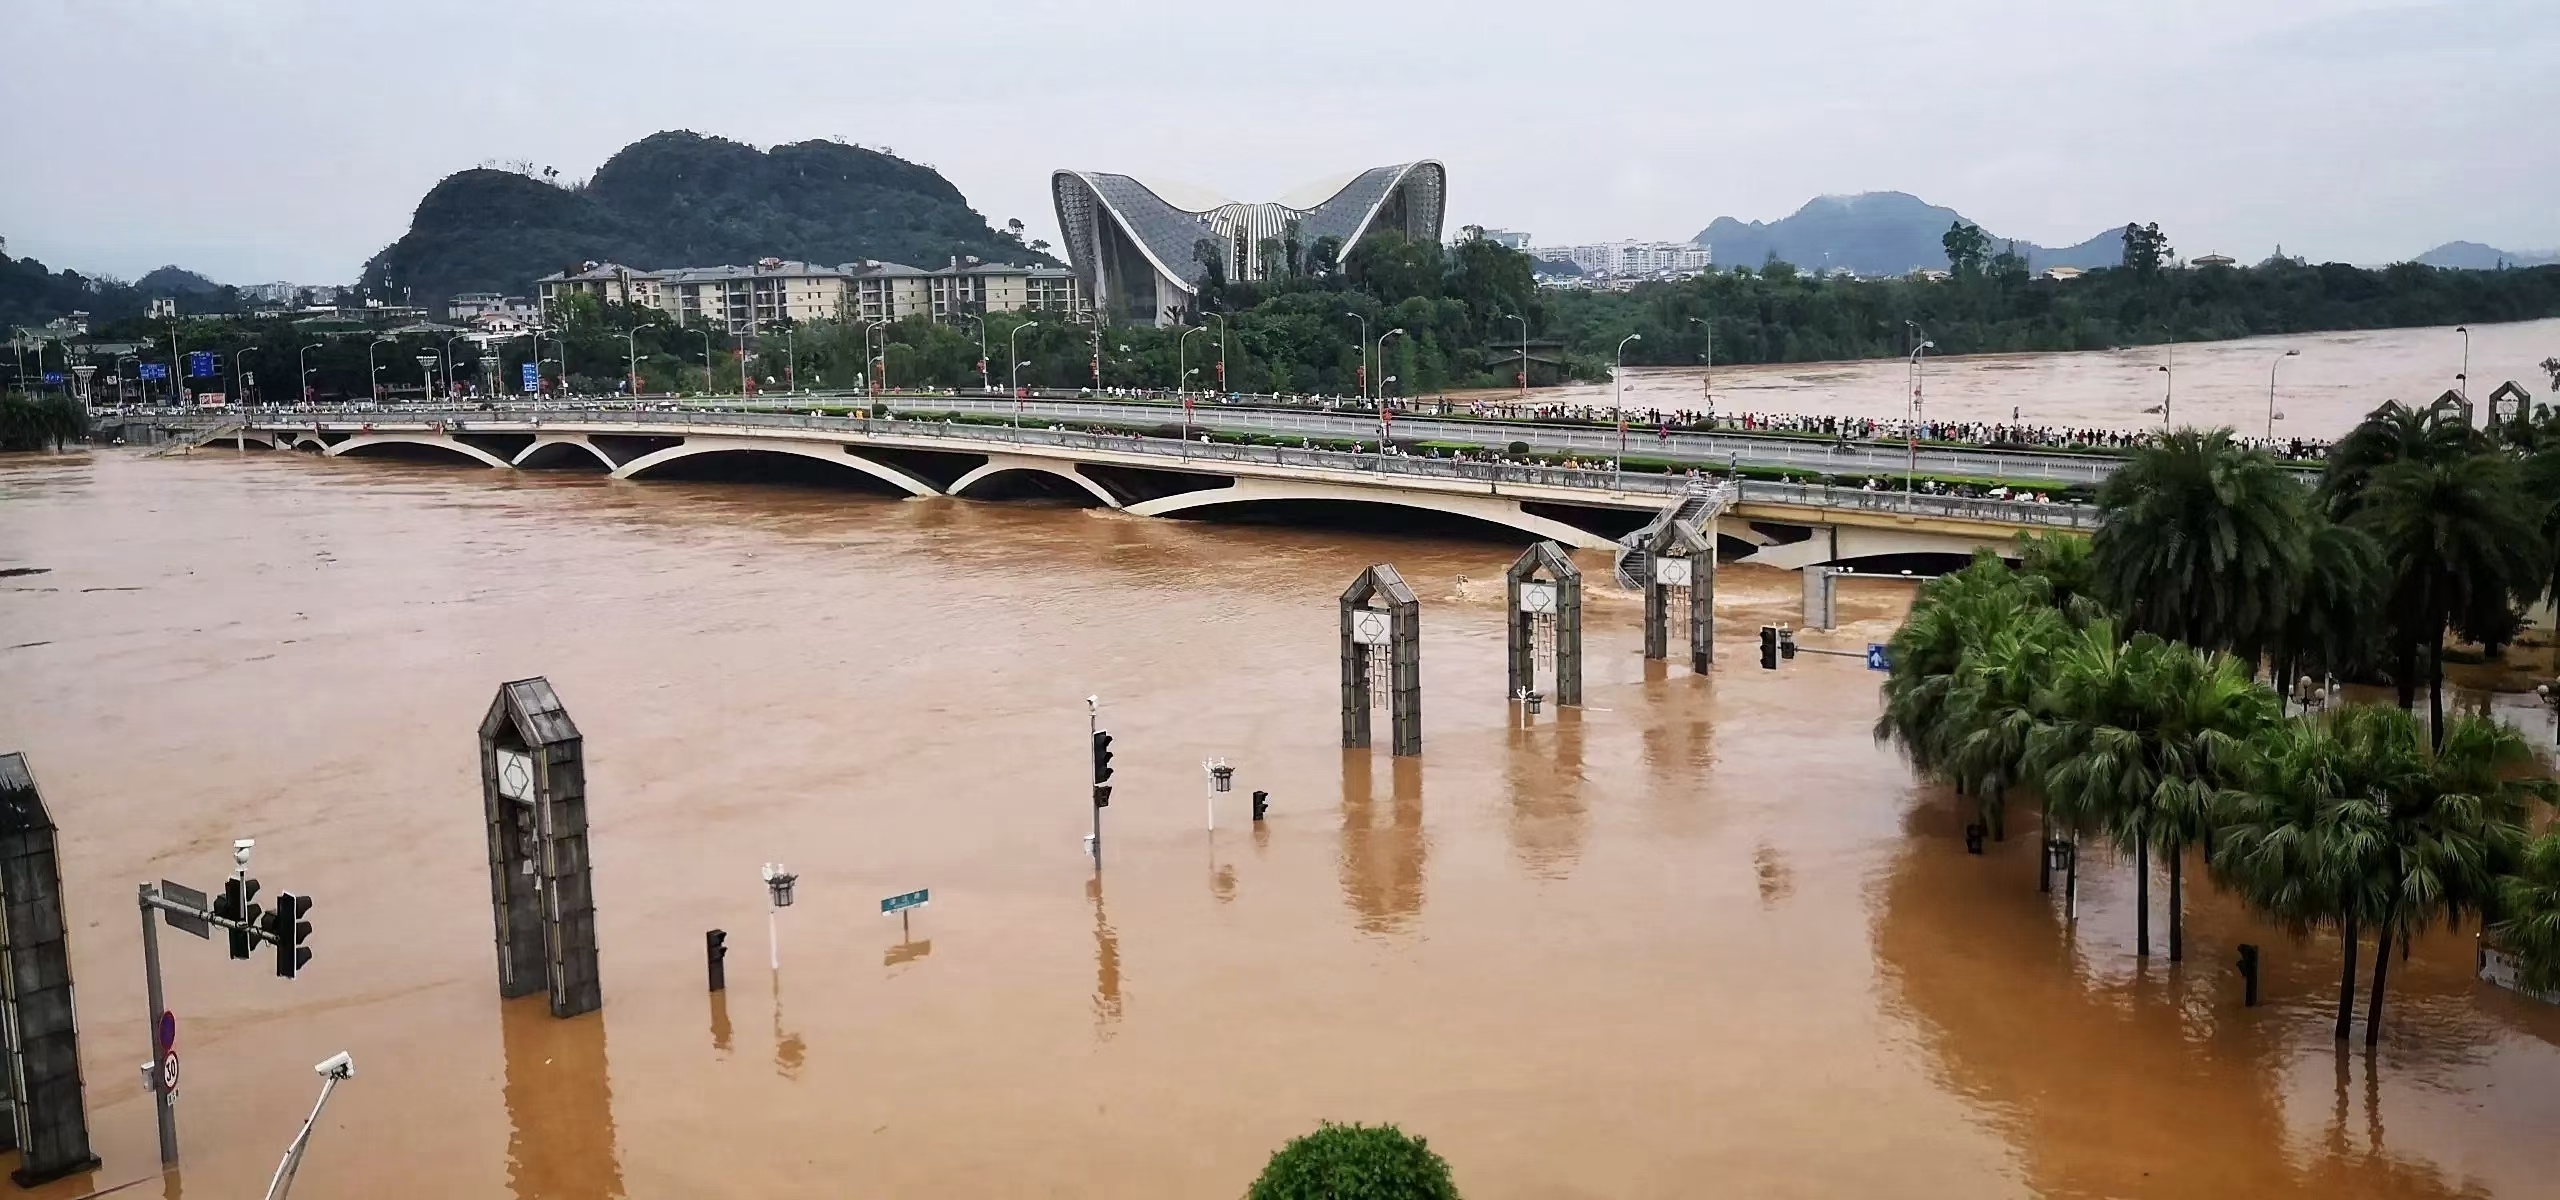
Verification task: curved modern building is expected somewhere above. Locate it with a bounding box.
[1051,161,1447,326]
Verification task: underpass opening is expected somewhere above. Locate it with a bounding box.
[1518,501,1653,542]
[1166,498,1546,546]
[1076,463,1235,506]
[961,469,1105,506]
[588,434,684,468]
[1834,550,1977,578]
[517,442,611,471]
[456,433,536,462]
[336,441,499,467]
[853,445,984,492]
[622,449,911,495]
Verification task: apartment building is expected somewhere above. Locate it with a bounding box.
[534,257,1081,332]
[1563,240,1713,277]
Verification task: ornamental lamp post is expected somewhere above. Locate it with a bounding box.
[2266,348,2300,440]
[1613,332,1641,490]
[1008,321,1038,426]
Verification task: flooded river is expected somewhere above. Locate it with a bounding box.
[4,449,2559,1198]
[1540,317,2560,441]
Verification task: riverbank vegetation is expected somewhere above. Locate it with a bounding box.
[1557,244,2560,368]
[0,392,86,452]
[1878,396,2560,1039]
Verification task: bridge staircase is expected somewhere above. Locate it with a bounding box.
[151,419,243,456]
[1614,477,1737,590]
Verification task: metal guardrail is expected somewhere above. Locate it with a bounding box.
[238,407,2101,526]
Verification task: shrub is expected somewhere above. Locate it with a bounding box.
[1247,1122,1458,1200]
[1506,441,1530,456]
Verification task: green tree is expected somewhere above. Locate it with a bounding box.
[2320,398,2475,524]
[1248,1123,1458,1200]
[2353,450,2543,737]
[2329,706,2545,1044]
[2030,624,2274,960]
[1875,554,2036,779]
[2493,831,2560,994]
[2091,429,2311,666]
[2212,712,2390,1039]
[1941,221,1990,276]
[2120,222,2171,273]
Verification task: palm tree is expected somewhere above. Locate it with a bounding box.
[2492,832,2560,995]
[1875,553,2033,778]
[2213,714,2389,1040]
[2268,517,2386,703]
[2014,530,2103,625]
[2091,429,2311,668]
[1944,601,2069,855]
[2031,626,2274,959]
[2333,706,2547,1045]
[2352,453,2544,737]
[2320,397,2477,523]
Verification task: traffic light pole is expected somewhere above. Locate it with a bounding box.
[136,885,178,1167]
[1088,697,1102,868]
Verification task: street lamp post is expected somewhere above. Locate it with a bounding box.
[232,348,255,407]
[444,335,471,400]
[784,324,797,394]
[115,354,137,407]
[1342,311,1370,403]
[624,322,657,398]
[972,317,990,394]
[1007,321,1038,426]
[298,344,320,406]
[1202,311,1228,395]
[1613,332,1642,491]
[1179,325,1206,440]
[2266,348,2301,441]
[1377,328,1408,455]
[697,330,714,395]
[1689,314,1715,409]
[1907,338,1935,493]
[1506,313,1528,398]
[2456,323,2472,420]
[367,337,394,403]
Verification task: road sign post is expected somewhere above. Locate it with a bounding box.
[880,888,929,938]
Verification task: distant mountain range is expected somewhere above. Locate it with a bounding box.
[1688,192,2128,276]
[2413,241,2560,270]
[356,131,1047,307]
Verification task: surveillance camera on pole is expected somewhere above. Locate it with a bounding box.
[261,1051,355,1200]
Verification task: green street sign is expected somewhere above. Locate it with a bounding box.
[880,888,930,916]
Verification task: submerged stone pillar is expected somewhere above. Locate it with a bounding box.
[0,753,99,1186]
[1505,541,1583,707]
[1641,520,1718,674]
[481,678,602,1018]
[1341,564,1422,756]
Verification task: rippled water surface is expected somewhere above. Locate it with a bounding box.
[3,449,2557,1198]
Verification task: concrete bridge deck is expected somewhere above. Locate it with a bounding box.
[205,408,2096,570]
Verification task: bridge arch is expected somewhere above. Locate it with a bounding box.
[325,434,513,469]
[947,457,1120,507]
[1128,478,1616,549]
[610,436,939,496]
[513,436,615,471]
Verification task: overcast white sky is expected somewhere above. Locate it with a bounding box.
[2,0,2552,284]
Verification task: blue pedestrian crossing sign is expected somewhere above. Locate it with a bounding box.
[1866,643,1891,671]
[880,888,930,916]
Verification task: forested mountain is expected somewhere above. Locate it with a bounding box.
[2416,241,2560,270]
[0,255,146,329]
[357,131,1050,307]
[1690,192,2125,276]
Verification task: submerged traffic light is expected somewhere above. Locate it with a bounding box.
[1759,626,1778,670]
[1251,790,1270,822]
[219,878,263,960]
[266,892,313,979]
[1091,730,1115,808]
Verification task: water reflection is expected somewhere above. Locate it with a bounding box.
[1872,791,2490,1199]
[1338,753,1427,934]
[708,989,732,1056]
[1504,705,1589,878]
[772,983,805,1081]
[884,937,933,967]
[499,999,625,1200]
[1088,874,1122,1038]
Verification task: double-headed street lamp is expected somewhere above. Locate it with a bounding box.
[1007,321,1039,426]
[298,343,321,405]
[367,336,395,403]
[625,321,659,398]
[1342,311,1370,402]
[445,335,473,400]
[1613,332,1642,491]
[1908,336,1935,493]
[2266,348,2301,440]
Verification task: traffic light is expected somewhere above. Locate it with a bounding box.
[220,878,262,960]
[1778,625,1798,661]
[1759,626,1778,670]
[269,892,313,979]
[1091,729,1115,807]
[1251,790,1270,822]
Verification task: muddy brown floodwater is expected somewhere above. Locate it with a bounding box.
[4,449,2559,1199]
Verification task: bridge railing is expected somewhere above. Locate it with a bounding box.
[251,407,2101,523]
